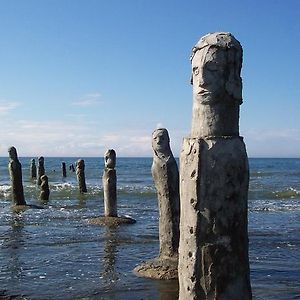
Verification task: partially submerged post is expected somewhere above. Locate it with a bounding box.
[30,158,37,179]
[134,128,180,279]
[178,32,252,299]
[76,159,87,193]
[40,175,50,201]
[88,149,135,226]
[69,164,75,172]
[37,156,45,186]
[61,162,67,177]
[103,149,117,217]
[8,146,26,206]
[152,129,180,260]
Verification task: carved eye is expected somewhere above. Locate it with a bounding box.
[192,67,199,75]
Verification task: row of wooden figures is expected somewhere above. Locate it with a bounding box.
[7,128,178,280]
[29,158,75,181]
[8,146,118,217]
[6,32,252,299]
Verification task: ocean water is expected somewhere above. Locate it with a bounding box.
[0,157,299,300]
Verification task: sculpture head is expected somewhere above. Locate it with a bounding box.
[38,156,44,165]
[8,146,18,160]
[191,32,242,105]
[104,149,116,169]
[77,159,85,169]
[41,174,48,184]
[152,128,171,157]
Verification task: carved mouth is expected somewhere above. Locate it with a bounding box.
[197,90,210,96]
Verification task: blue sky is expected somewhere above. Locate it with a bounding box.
[0,0,299,157]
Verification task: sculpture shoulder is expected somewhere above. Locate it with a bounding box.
[8,160,19,170]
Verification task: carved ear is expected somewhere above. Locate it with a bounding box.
[225,64,243,102]
[225,49,242,103]
[225,80,242,103]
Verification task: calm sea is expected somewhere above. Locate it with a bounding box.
[0,157,299,300]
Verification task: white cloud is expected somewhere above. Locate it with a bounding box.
[0,119,97,156]
[0,119,155,157]
[0,99,185,157]
[72,93,102,107]
[243,128,300,141]
[242,128,300,157]
[0,100,21,115]
[102,132,152,156]
[3,117,298,158]
[101,128,185,157]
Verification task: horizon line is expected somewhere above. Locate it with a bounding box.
[1,156,300,159]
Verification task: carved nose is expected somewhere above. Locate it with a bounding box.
[200,76,208,87]
[198,74,205,87]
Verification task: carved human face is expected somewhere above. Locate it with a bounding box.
[104,150,116,168]
[192,46,227,104]
[8,147,17,160]
[41,175,48,183]
[77,159,85,169]
[152,129,169,153]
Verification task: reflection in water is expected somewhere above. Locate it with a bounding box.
[100,226,119,284]
[7,212,25,285]
[77,194,87,208]
[158,279,179,300]
[40,197,49,206]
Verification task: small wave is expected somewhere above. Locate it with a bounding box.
[251,202,300,212]
[0,185,11,198]
[250,171,275,177]
[249,187,300,201]
[274,187,300,199]
[0,184,10,192]
[51,182,76,191]
[118,185,156,196]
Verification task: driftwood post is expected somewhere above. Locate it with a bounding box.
[134,128,180,279]
[69,164,75,172]
[178,32,252,299]
[102,149,117,217]
[40,175,50,201]
[30,158,37,179]
[76,159,87,193]
[61,162,67,177]
[87,150,136,226]
[37,156,45,186]
[8,146,26,206]
[152,128,180,260]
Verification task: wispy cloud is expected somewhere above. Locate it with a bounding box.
[242,128,300,157]
[243,128,300,142]
[102,132,152,156]
[100,128,185,157]
[0,119,154,157]
[0,117,183,157]
[0,100,21,115]
[0,119,96,156]
[3,117,299,158]
[72,93,102,107]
